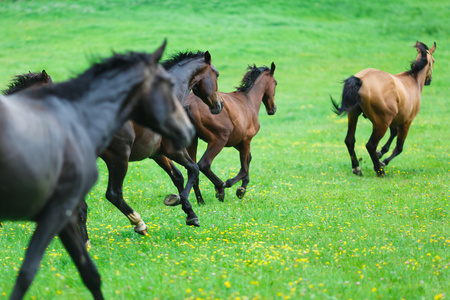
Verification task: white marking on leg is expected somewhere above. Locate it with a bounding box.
[126,211,147,233]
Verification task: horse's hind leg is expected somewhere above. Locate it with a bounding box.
[101,151,147,236]
[366,123,389,177]
[345,109,362,176]
[377,126,398,159]
[59,215,103,300]
[382,122,411,166]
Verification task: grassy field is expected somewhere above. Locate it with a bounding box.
[1,0,449,299]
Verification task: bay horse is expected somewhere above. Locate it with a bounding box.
[331,41,436,176]
[0,41,194,299]
[2,70,52,95]
[78,50,222,245]
[185,63,277,203]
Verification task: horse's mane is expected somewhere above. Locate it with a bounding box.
[35,52,152,101]
[2,71,50,95]
[161,51,205,70]
[236,65,270,92]
[408,42,429,75]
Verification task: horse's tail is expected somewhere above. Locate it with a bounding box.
[331,76,363,116]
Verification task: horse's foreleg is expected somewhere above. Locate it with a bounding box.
[186,136,206,205]
[378,126,398,158]
[59,215,103,300]
[225,143,252,199]
[366,123,389,177]
[153,156,184,206]
[77,199,90,247]
[197,141,227,202]
[345,110,362,176]
[101,153,147,236]
[165,150,200,226]
[382,123,411,166]
[10,202,76,299]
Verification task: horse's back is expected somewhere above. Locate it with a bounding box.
[354,69,405,120]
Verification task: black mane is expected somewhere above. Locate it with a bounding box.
[408,42,429,75]
[161,51,205,70]
[236,65,270,92]
[2,71,50,95]
[34,51,152,101]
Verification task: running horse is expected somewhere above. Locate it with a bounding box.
[0,41,194,300]
[2,70,52,95]
[185,63,277,203]
[78,50,222,245]
[331,41,436,176]
[0,70,53,229]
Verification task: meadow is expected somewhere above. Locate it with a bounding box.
[0,0,449,299]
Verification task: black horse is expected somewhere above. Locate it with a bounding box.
[0,41,194,300]
[78,50,222,246]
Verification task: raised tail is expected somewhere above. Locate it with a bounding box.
[331,76,363,116]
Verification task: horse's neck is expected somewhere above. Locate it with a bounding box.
[76,68,145,154]
[399,63,430,92]
[415,66,429,92]
[168,59,203,104]
[244,75,269,112]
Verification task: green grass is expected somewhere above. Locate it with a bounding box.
[1,0,449,299]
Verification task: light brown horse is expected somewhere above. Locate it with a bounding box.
[185,63,277,203]
[331,41,436,176]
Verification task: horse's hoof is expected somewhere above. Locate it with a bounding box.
[135,227,148,235]
[376,169,386,177]
[215,191,225,202]
[197,198,206,206]
[164,194,181,206]
[352,166,362,176]
[186,217,200,227]
[215,187,225,202]
[236,187,246,199]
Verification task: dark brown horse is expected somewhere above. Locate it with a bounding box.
[0,41,194,299]
[185,63,277,203]
[2,70,52,95]
[331,41,436,176]
[78,50,222,245]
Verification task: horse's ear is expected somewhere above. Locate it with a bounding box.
[414,41,422,52]
[429,42,436,54]
[151,39,167,63]
[270,62,276,75]
[42,70,48,77]
[204,51,211,64]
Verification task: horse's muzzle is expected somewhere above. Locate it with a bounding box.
[267,106,277,115]
[209,100,224,115]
